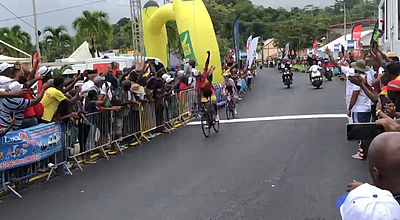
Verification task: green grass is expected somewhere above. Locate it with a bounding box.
[293,64,308,72]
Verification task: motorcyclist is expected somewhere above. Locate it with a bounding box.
[277,59,282,71]
[281,59,293,82]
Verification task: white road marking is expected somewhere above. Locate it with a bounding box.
[188,114,348,125]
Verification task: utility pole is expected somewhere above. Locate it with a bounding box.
[343,2,347,41]
[32,0,40,55]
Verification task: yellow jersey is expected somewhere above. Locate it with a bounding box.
[40,87,66,122]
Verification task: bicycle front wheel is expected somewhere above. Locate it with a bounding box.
[213,117,220,133]
[201,112,211,138]
[226,106,231,120]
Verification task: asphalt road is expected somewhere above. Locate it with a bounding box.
[0,69,370,220]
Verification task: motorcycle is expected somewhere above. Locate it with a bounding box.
[282,63,293,88]
[309,65,323,89]
[322,60,333,81]
[323,66,333,81]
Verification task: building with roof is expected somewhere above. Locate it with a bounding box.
[259,39,279,61]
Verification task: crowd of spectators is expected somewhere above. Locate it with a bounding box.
[316,42,400,217]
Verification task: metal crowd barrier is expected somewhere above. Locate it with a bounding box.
[66,111,114,171]
[1,89,198,197]
[178,89,195,120]
[118,105,141,147]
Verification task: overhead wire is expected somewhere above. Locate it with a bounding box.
[0,2,35,29]
[0,0,107,23]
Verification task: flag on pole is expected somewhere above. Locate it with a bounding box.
[284,43,290,59]
[246,35,253,63]
[248,37,259,67]
[370,22,379,48]
[313,39,317,54]
[352,24,362,55]
[233,17,241,68]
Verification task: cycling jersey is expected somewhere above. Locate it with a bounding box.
[196,73,216,103]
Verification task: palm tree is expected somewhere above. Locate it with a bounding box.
[73,10,113,56]
[0,25,33,57]
[43,25,72,61]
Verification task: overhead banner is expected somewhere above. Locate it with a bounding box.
[0,123,63,171]
[233,17,241,68]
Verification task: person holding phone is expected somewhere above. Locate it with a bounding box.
[348,60,373,160]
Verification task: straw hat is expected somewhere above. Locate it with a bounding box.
[130,82,144,94]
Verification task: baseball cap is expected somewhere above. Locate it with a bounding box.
[387,80,400,92]
[0,62,14,73]
[338,183,400,219]
[166,77,174,84]
[38,66,54,76]
[8,81,23,92]
[93,76,105,84]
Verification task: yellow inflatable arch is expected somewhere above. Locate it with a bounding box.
[142,0,223,83]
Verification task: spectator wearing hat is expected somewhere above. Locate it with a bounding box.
[118,80,137,106]
[348,60,373,160]
[338,131,400,219]
[383,80,400,119]
[338,183,400,219]
[0,81,49,131]
[346,131,400,202]
[130,82,146,102]
[0,62,14,77]
[40,77,80,123]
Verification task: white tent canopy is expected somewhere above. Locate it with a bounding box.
[0,55,30,63]
[59,41,93,63]
[319,30,373,52]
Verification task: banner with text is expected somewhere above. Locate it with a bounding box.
[0,123,63,171]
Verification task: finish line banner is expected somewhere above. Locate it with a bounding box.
[0,123,63,171]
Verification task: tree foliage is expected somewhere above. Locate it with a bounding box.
[0,0,380,61]
[202,0,378,56]
[0,25,33,57]
[41,26,72,61]
[73,10,113,56]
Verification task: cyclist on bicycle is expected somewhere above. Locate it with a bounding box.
[222,72,238,115]
[196,51,219,121]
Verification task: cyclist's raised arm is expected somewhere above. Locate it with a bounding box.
[204,51,211,72]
